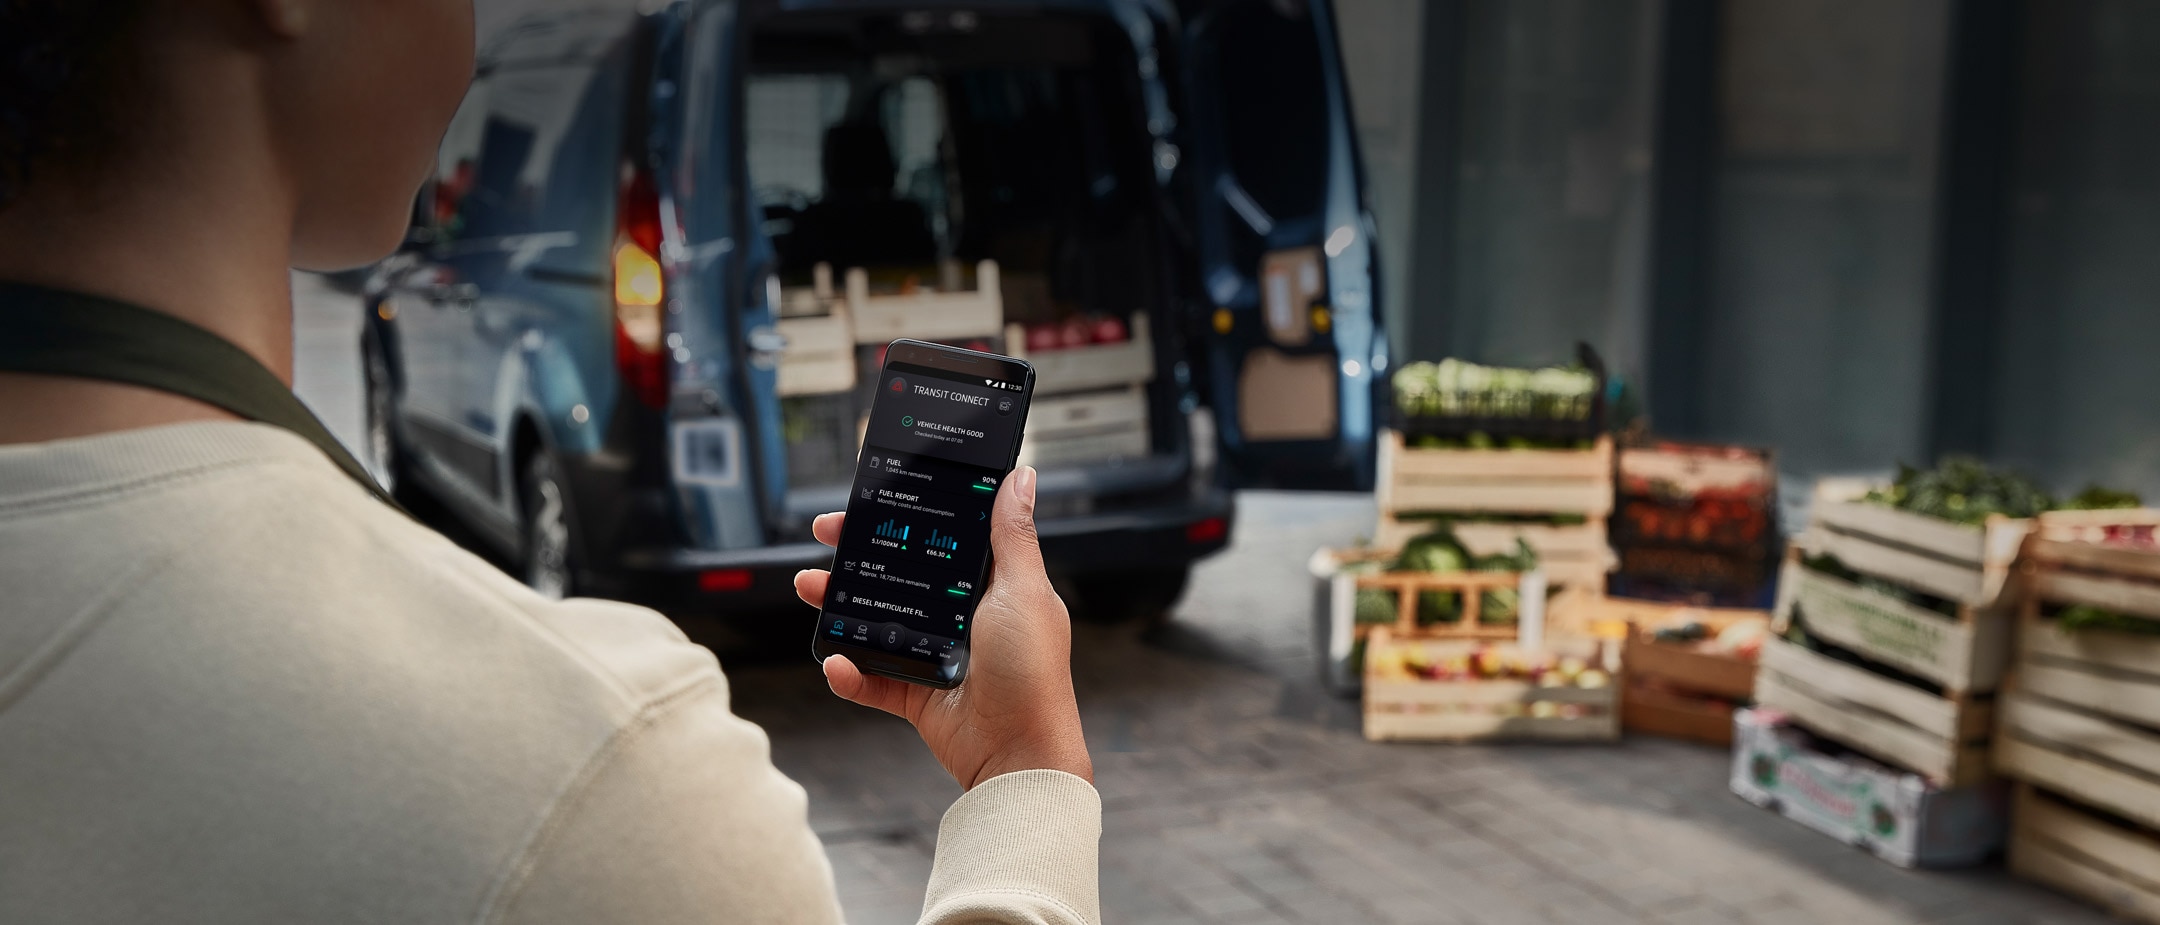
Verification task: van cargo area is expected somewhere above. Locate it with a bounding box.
[744,6,1197,538]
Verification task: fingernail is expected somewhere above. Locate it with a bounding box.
[1017,466,1037,506]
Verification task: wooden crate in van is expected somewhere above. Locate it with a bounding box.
[1005,313,1155,468]
[1005,313,1154,396]
[1017,384,1149,469]
[775,263,856,397]
[845,260,1004,344]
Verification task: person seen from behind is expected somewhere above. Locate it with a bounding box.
[0,1,1099,922]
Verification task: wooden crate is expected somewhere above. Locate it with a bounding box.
[1774,556,2014,694]
[1756,481,2043,784]
[1004,313,1154,396]
[1993,512,2160,834]
[2009,786,2160,924]
[1609,442,1775,604]
[1374,431,1616,590]
[2007,610,2160,741]
[1372,518,1616,589]
[1798,479,2029,608]
[1016,384,1150,469]
[1624,684,1737,745]
[1377,431,1615,517]
[1755,635,1993,786]
[845,259,1004,344]
[1620,606,1767,746]
[1363,628,1619,743]
[1996,693,2160,832]
[1346,564,1549,644]
[776,264,858,396]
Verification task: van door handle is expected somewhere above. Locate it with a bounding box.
[427,282,479,309]
[746,326,787,369]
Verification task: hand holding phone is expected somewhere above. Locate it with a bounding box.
[793,467,1093,790]
[811,341,1031,686]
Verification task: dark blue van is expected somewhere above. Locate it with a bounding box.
[362,0,1384,630]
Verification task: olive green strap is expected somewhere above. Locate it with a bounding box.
[0,280,403,512]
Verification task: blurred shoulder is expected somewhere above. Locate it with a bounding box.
[9,421,724,716]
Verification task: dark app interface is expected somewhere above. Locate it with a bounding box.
[823,362,1027,680]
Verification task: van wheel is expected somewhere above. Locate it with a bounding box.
[1072,567,1191,627]
[519,451,578,600]
[361,330,421,506]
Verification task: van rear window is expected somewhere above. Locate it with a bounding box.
[1211,2,1330,224]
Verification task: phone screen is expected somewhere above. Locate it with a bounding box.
[815,346,1032,686]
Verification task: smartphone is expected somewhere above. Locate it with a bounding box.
[811,339,1035,688]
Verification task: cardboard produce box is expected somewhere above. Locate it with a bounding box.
[1730,707,2006,868]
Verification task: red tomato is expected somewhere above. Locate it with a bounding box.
[1092,315,1129,344]
[1026,323,1061,352]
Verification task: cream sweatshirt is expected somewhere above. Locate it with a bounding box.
[0,422,1099,924]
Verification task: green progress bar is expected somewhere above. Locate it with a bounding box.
[946,588,968,596]
[970,483,996,492]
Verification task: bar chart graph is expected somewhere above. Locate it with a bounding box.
[874,519,911,542]
[927,529,959,551]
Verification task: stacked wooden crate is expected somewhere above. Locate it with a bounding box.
[1373,432,1617,592]
[774,259,1009,467]
[1611,442,1779,608]
[774,259,1007,397]
[1758,480,2026,786]
[844,259,1004,346]
[1994,512,2160,923]
[774,263,859,397]
[1003,313,1153,469]
[1358,569,1625,743]
[1600,597,1768,746]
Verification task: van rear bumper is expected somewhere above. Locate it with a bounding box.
[609,488,1235,617]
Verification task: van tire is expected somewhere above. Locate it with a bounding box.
[361,329,424,509]
[519,450,579,600]
[1071,567,1190,627]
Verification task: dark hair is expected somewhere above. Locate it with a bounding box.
[0,0,150,208]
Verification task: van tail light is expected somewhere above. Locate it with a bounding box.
[614,163,667,409]
[1186,516,1229,546]
[697,568,754,593]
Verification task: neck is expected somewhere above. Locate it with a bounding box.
[0,41,296,444]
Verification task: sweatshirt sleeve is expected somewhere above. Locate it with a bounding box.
[919,770,1102,925]
[489,676,847,925]
[485,668,1102,925]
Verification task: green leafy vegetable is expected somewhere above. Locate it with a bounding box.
[1386,531,1539,626]
[1392,358,1598,426]
[2063,485,2144,512]
[2058,604,2160,636]
[1861,456,2139,526]
[1354,589,1398,625]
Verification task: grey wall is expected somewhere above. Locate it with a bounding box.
[1994,0,2160,501]
[1440,0,1662,380]
[1339,0,2160,498]
[1333,0,1429,365]
[1694,0,1949,476]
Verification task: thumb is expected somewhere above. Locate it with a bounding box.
[988,466,1047,580]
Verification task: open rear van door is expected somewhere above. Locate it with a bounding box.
[1176,0,1383,491]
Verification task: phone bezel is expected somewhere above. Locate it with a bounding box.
[809,339,1035,689]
